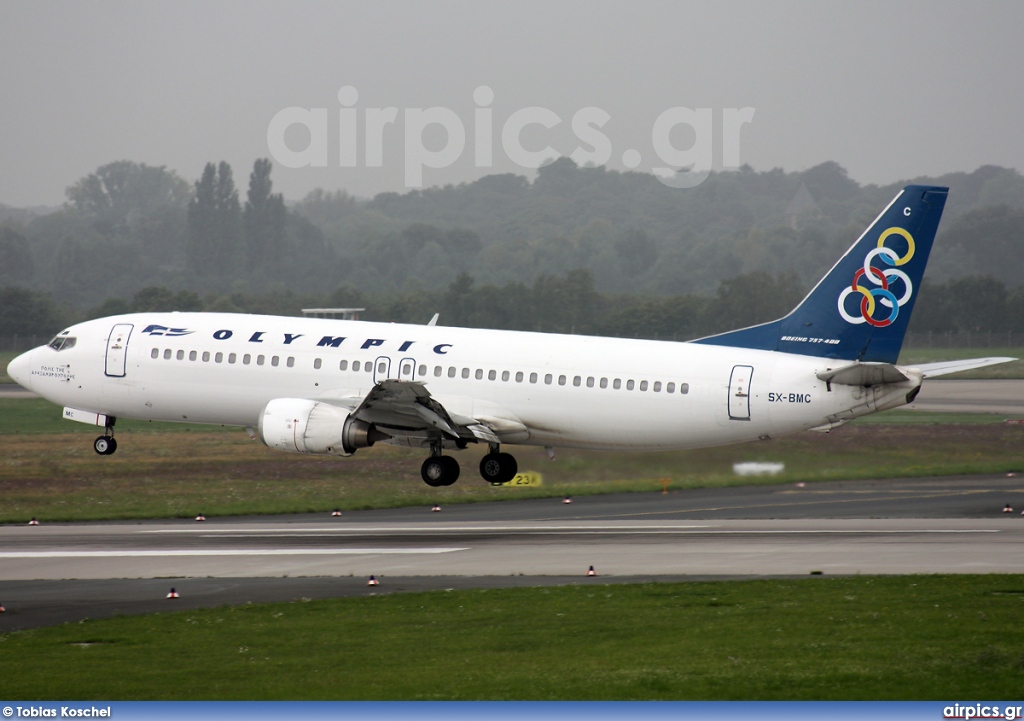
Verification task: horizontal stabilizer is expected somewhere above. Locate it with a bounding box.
[913,357,1017,378]
[816,363,909,386]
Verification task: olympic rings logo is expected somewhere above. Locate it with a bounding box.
[837,226,916,327]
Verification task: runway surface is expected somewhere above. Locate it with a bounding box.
[2,474,1023,631]
[910,379,1024,414]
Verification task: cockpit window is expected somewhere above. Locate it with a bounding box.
[48,335,77,352]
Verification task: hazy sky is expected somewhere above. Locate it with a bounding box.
[2,0,1023,207]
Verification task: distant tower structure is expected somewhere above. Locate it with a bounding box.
[785,182,818,229]
[301,308,365,320]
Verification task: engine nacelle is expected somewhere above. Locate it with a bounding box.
[257,398,380,456]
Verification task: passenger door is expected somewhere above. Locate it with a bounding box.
[104,323,134,378]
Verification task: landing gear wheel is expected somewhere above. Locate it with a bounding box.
[93,436,117,455]
[421,456,460,487]
[479,452,518,484]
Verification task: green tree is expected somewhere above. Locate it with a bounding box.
[0,287,68,336]
[188,162,241,280]
[65,161,190,265]
[0,226,35,285]
[243,158,287,276]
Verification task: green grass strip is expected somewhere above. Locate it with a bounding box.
[2,575,1023,699]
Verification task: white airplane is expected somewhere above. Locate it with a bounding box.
[6,185,1014,487]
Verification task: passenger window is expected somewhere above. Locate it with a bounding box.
[600,378,608,389]
[475,369,483,380]
[558,375,566,386]
[488,370,497,381]
[314,358,322,370]
[189,350,197,361]
[257,355,265,366]
[462,368,470,379]
[501,370,510,381]
[434,366,443,377]
[653,381,662,392]
[340,360,348,371]
[626,380,635,390]
[352,361,360,371]
[202,351,211,362]
[243,354,251,365]
[545,374,553,385]
[271,356,280,367]
[228,353,236,364]
[151,348,159,359]
[448,367,456,378]
[613,379,621,390]
[680,383,690,394]
[176,350,184,360]
[640,380,648,391]
[586,377,594,388]
[163,349,172,360]
[515,371,524,383]
[530,372,538,384]
[287,357,295,368]
[418,364,426,376]
[215,352,223,363]
[667,382,675,393]
[573,376,581,387]
[366,363,372,373]
[378,362,386,374]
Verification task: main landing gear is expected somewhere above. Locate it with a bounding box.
[419,442,518,487]
[93,418,117,456]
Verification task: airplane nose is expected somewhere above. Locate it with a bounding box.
[6,349,33,391]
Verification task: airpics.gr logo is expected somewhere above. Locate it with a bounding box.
[837,226,916,328]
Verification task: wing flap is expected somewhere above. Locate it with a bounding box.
[816,363,909,386]
[342,379,527,446]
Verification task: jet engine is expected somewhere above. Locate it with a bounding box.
[257,398,386,455]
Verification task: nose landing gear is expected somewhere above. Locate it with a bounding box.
[93,418,118,456]
[93,434,117,455]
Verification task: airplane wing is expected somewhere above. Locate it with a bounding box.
[816,357,1016,385]
[912,357,1017,378]
[344,379,517,446]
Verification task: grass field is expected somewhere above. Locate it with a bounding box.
[1,398,1024,522]
[2,575,1022,699]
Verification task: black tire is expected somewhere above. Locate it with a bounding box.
[480,452,517,484]
[105,437,118,455]
[421,456,460,487]
[93,436,114,455]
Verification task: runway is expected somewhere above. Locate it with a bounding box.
[2,474,1023,631]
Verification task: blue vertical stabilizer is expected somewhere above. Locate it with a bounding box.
[693,185,948,363]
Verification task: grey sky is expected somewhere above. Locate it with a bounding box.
[2,0,1022,207]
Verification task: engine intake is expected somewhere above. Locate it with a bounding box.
[257,398,386,456]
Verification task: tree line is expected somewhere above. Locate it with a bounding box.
[2,156,1024,341]
[2,158,1024,312]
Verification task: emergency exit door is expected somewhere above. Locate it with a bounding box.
[728,364,754,420]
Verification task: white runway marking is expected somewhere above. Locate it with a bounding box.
[0,548,467,558]
[139,525,714,533]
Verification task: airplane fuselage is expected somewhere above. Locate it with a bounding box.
[11,312,919,452]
